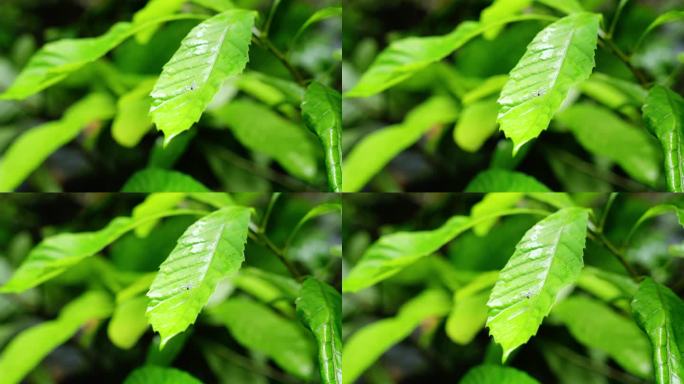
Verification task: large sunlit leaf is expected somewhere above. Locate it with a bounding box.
[553,295,652,378]
[0,209,203,293]
[343,290,451,384]
[214,100,319,181]
[465,169,551,192]
[632,277,684,384]
[0,291,113,384]
[209,297,315,379]
[122,168,211,192]
[343,208,549,292]
[498,13,600,153]
[0,93,116,192]
[112,78,156,148]
[459,365,541,384]
[643,85,684,191]
[557,103,661,186]
[302,81,342,192]
[150,10,256,143]
[343,96,459,192]
[296,278,342,384]
[123,365,202,384]
[486,207,589,360]
[346,14,555,98]
[146,206,250,346]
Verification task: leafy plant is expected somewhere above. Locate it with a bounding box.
[0,0,341,192]
[343,193,684,383]
[343,0,684,192]
[0,192,341,383]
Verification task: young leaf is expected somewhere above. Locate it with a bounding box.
[122,168,211,192]
[146,206,251,346]
[214,100,319,181]
[343,96,459,192]
[465,169,551,192]
[632,278,684,384]
[486,207,589,361]
[295,278,342,384]
[108,296,149,350]
[454,99,500,152]
[150,10,256,144]
[0,93,116,192]
[557,103,661,186]
[459,365,541,384]
[553,296,652,378]
[209,297,315,379]
[498,13,600,153]
[123,365,202,384]
[291,7,342,48]
[343,290,451,384]
[302,81,342,192]
[0,291,113,384]
[643,85,684,191]
[0,209,203,293]
[112,78,156,148]
[625,204,684,246]
[634,11,684,51]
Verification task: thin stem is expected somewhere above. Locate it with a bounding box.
[607,0,629,38]
[249,223,302,280]
[259,192,281,232]
[588,227,640,281]
[598,34,650,87]
[598,192,618,232]
[262,0,282,38]
[252,32,306,86]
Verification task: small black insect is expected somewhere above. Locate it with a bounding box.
[188,81,197,91]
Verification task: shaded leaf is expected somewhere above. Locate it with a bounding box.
[498,13,600,153]
[122,168,211,192]
[487,207,589,360]
[150,10,256,143]
[123,365,202,384]
[291,7,342,47]
[634,11,684,51]
[146,206,251,346]
[302,81,342,191]
[296,278,342,384]
[465,169,551,192]
[459,364,540,384]
[632,278,684,384]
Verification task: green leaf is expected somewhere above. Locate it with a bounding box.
[112,78,157,148]
[123,365,202,384]
[465,169,551,192]
[486,207,589,360]
[471,193,524,236]
[454,99,500,152]
[291,7,342,48]
[295,278,342,384]
[146,206,251,346]
[132,193,187,237]
[498,13,600,153]
[634,11,684,51]
[214,100,319,181]
[625,204,684,247]
[346,14,556,98]
[553,295,652,378]
[150,10,256,144]
[132,0,186,44]
[122,168,211,192]
[0,209,204,293]
[302,81,342,192]
[108,296,149,350]
[285,202,342,249]
[342,290,451,384]
[190,0,236,12]
[459,365,541,384]
[343,208,549,292]
[209,297,315,379]
[0,291,113,384]
[446,292,490,345]
[481,0,532,40]
[632,278,684,384]
[643,85,684,191]
[343,96,459,192]
[0,93,116,191]
[557,103,661,186]
[536,0,584,14]
[462,75,509,105]
[0,14,204,100]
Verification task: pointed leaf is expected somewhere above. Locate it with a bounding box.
[342,290,451,384]
[112,78,156,148]
[150,10,256,143]
[296,278,342,384]
[634,11,684,51]
[291,7,342,47]
[459,365,541,384]
[122,168,211,192]
[209,297,315,379]
[0,291,113,384]
[632,278,684,384]
[498,13,600,153]
[486,207,589,360]
[465,169,551,192]
[146,206,251,346]
[302,81,342,192]
[123,366,202,384]
[553,295,652,377]
[643,85,684,191]
[0,93,116,192]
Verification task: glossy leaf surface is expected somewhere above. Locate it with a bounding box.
[486,207,589,360]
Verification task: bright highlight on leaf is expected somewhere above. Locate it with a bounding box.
[150,10,256,144]
[486,207,589,361]
[146,206,251,347]
[498,13,600,153]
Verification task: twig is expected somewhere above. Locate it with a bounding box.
[598,34,650,87]
[262,0,282,38]
[259,192,281,232]
[248,222,302,280]
[588,227,640,281]
[598,192,618,232]
[251,32,306,86]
